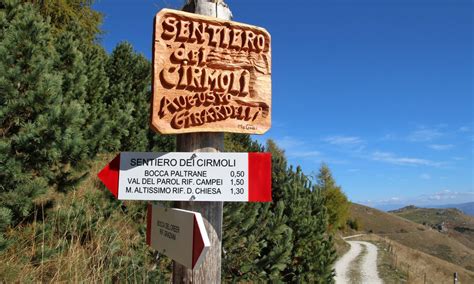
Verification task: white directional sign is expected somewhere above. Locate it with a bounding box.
[98,152,271,202]
[146,204,210,269]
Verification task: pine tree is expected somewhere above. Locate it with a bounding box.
[0,1,99,248]
[266,139,288,203]
[24,0,103,43]
[50,23,93,188]
[222,137,336,281]
[252,200,293,281]
[222,135,293,281]
[105,42,151,151]
[224,133,261,152]
[81,44,117,155]
[0,2,61,247]
[26,1,113,156]
[266,142,337,282]
[308,187,338,283]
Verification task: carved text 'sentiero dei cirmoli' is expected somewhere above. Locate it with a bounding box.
[151,9,271,134]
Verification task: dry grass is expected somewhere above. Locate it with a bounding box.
[392,206,474,251]
[334,234,350,258]
[356,234,474,284]
[350,203,474,271]
[374,240,407,284]
[0,155,171,282]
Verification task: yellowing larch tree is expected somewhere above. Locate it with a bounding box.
[316,163,349,231]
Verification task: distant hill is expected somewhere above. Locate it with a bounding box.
[390,205,474,225]
[372,202,474,215]
[433,202,474,216]
[371,203,409,212]
[350,203,474,271]
[390,205,474,252]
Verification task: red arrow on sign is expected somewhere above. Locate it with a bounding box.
[146,204,210,269]
[97,152,272,202]
[97,154,120,198]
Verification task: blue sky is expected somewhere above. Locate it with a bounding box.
[94,0,473,209]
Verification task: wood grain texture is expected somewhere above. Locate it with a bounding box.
[172,199,222,283]
[173,133,223,284]
[171,2,229,283]
[151,6,271,135]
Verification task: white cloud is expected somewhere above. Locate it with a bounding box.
[324,135,364,146]
[274,136,325,161]
[371,151,442,167]
[288,151,321,158]
[275,136,304,149]
[420,173,431,180]
[360,190,474,209]
[459,126,470,132]
[271,120,288,128]
[408,127,443,142]
[452,157,464,161]
[419,190,474,203]
[429,144,454,151]
[380,133,398,141]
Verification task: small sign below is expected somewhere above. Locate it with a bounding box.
[146,204,210,269]
[98,152,272,202]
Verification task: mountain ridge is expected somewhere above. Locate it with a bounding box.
[349,202,474,271]
[371,201,474,216]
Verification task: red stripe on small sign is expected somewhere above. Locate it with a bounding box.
[146,203,152,246]
[192,216,205,269]
[97,154,120,198]
[248,152,272,202]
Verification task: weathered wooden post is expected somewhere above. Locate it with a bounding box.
[171,2,231,283]
[173,136,225,283]
[149,0,271,282]
[98,0,271,282]
[407,264,410,281]
[172,138,222,284]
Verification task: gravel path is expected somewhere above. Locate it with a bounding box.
[334,239,383,284]
[334,241,362,283]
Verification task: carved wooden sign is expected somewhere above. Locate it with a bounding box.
[151,9,271,134]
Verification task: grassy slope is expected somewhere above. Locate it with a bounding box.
[391,206,474,251]
[391,206,474,225]
[356,234,474,284]
[0,155,171,282]
[334,234,350,258]
[436,202,474,216]
[372,240,407,284]
[350,203,474,272]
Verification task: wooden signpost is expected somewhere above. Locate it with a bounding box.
[97,152,272,202]
[151,2,272,283]
[98,1,271,283]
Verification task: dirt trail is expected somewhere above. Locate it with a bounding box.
[334,238,382,284]
[334,241,363,283]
